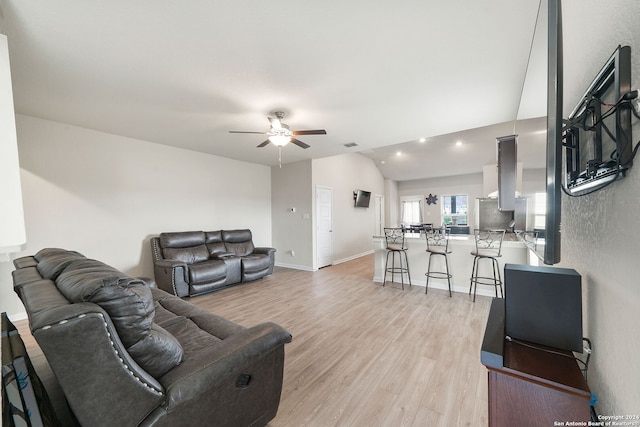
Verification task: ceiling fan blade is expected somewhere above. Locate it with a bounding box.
[229,130,267,134]
[257,140,270,148]
[291,138,310,149]
[292,129,327,136]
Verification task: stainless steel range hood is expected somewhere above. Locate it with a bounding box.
[497,135,517,211]
[482,140,523,202]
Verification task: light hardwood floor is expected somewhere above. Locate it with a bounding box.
[16,254,492,427]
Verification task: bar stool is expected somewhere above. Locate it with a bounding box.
[424,227,452,296]
[469,229,505,302]
[383,228,411,289]
[422,223,434,233]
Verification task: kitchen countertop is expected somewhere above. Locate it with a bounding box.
[372,233,529,296]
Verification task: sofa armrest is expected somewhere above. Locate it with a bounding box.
[161,322,292,410]
[253,247,276,255]
[32,308,165,427]
[154,259,188,271]
[153,259,190,297]
[253,247,276,275]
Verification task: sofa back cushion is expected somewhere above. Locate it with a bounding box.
[222,229,255,256]
[34,248,86,280]
[205,231,227,256]
[163,245,209,264]
[159,231,209,264]
[55,258,183,377]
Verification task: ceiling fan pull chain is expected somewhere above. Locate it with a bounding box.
[278,146,282,168]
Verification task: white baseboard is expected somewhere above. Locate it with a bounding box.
[333,250,374,265]
[274,262,316,272]
[276,250,374,271]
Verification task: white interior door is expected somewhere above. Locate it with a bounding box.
[316,186,333,268]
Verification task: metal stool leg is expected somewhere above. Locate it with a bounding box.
[397,251,404,290]
[492,257,503,298]
[426,252,451,297]
[444,254,452,297]
[425,254,433,294]
[469,256,478,295]
[402,250,411,287]
[470,256,502,302]
[384,250,411,290]
[383,250,392,286]
[469,256,478,299]
[473,258,480,302]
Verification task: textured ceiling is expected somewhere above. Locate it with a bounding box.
[0,0,548,180]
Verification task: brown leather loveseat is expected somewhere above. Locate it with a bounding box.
[151,229,276,297]
[12,248,291,427]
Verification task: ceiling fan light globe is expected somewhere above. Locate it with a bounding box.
[269,135,291,146]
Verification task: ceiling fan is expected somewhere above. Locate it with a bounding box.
[229,111,326,149]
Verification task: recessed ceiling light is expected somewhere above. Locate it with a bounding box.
[396,151,402,156]
[455,141,463,146]
[381,160,386,164]
[419,138,426,143]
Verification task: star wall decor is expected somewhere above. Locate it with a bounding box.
[426,194,438,205]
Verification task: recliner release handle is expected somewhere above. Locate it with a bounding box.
[235,373,252,389]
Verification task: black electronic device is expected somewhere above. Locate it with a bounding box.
[354,189,371,208]
[564,45,632,196]
[504,263,583,353]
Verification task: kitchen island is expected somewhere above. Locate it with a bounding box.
[373,233,530,297]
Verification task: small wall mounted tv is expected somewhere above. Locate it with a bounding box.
[564,45,632,196]
[354,189,371,208]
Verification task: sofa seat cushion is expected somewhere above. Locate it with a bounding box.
[241,254,271,274]
[188,260,227,285]
[151,289,247,383]
[152,288,244,340]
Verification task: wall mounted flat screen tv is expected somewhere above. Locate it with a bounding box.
[544,0,563,265]
[354,189,371,208]
[564,45,632,196]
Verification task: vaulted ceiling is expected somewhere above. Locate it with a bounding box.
[0,0,549,180]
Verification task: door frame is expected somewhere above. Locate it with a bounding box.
[315,185,333,269]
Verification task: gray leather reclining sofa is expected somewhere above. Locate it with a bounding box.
[12,248,291,427]
[151,229,276,297]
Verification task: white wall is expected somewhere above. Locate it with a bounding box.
[399,172,484,230]
[397,169,546,230]
[0,115,272,319]
[271,160,314,269]
[559,0,640,415]
[0,34,26,253]
[312,153,385,265]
